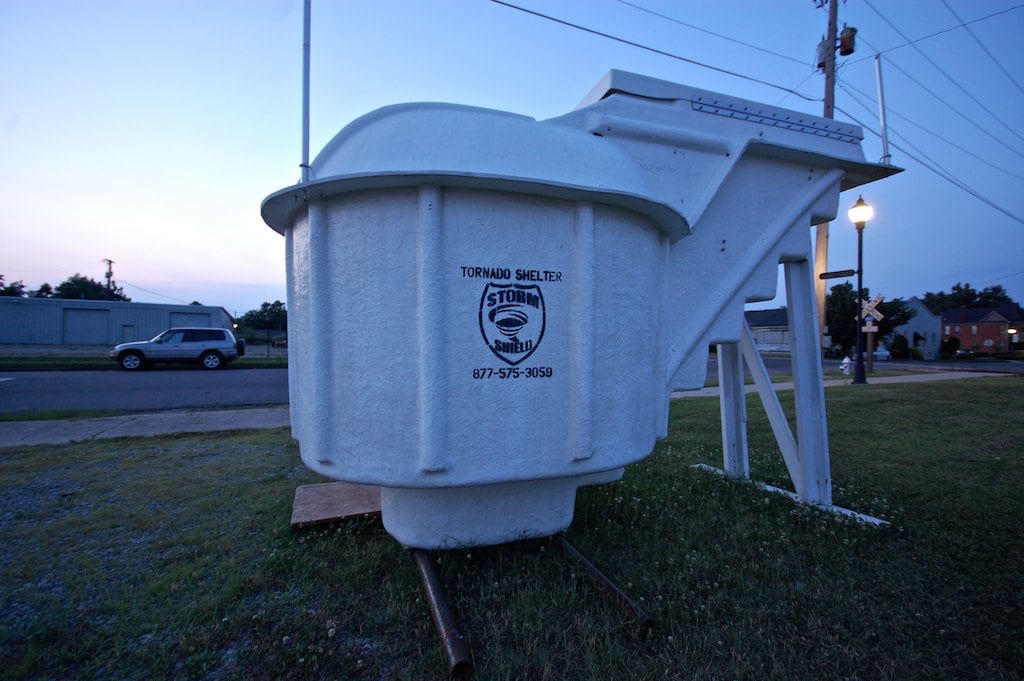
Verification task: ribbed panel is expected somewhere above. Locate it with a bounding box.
[569,202,595,461]
[417,186,447,472]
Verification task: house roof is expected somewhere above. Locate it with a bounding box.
[996,303,1024,322]
[906,296,941,319]
[940,307,1008,324]
[745,307,789,328]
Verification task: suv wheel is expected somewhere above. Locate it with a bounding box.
[201,351,224,370]
[120,352,144,371]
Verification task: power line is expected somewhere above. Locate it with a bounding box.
[835,104,1024,226]
[488,0,820,103]
[939,0,1024,99]
[776,69,820,107]
[837,79,1024,183]
[612,0,809,66]
[118,279,192,305]
[862,0,1024,148]
[858,35,1024,163]
[610,0,819,109]
[845,3,1024,65]
[977,269,1024,286]
[491,0,1021,225]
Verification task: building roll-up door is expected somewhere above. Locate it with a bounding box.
[63,309,110,344]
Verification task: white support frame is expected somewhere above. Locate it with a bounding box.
[716,342,749,478]
[711,258,886,524]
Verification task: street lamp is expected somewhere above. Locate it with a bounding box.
[848,196,874,384]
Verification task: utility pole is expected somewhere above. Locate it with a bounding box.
[102,258,115,291]
[814,0,839,353]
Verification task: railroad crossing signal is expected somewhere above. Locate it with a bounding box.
[858,295,884,321]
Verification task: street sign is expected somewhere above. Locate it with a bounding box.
[819,269,856,280]
[862,323,879,333]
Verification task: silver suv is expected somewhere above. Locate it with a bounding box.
[111,327,246,371]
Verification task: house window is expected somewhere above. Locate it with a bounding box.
[954,325,960,333]
[945,325,950,334]
[971,325,978,334]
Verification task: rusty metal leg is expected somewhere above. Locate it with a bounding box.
[559,535,654,629]
[409,548,474,680]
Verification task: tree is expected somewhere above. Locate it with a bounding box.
[238,300,287,333]
[53,273,130,301]
[940,336,960,359]
[825,282,858,354]
[0,274,26,297]
[876,298,916,341]
[978,284,1014,309]
[889,333,910,360]
[32,283,54,298]
[825,282,915,355]
[922,282,1015,314]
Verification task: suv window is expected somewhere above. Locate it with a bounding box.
[183,329,225,342]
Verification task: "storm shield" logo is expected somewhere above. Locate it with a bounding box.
[479,283,545,365]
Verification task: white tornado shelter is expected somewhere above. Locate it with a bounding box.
[262,71,898,549]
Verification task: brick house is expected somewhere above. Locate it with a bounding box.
[940,306,1019,355]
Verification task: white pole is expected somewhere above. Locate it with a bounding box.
[875,54,891,165]
[301,0,311,183]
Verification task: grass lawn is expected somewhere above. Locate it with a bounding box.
[1,377,1021,679]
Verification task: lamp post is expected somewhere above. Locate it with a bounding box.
[848,196,874,384]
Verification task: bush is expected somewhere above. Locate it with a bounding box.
[889,333,910,360]
[940,336,960,359]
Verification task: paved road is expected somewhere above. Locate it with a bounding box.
[0,355,793,415]
[2,353,1019,416]
[0,367,289,413]
[1,369,1014,449]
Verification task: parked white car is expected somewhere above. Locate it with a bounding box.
[872,347,891,360]
[111,327,245,370]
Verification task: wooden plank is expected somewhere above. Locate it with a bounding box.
[290,481,382,528]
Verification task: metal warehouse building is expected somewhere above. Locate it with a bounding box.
[0,297,234,346]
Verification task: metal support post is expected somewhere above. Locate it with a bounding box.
[853,224,867,384]
[716,342,749,478]
[559,535,654,629]
[784,258,832,506]
[410,549,474,680]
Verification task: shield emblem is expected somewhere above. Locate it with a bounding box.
[479,283,545,365]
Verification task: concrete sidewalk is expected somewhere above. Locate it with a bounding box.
[0,406,290,448]
[670,370,1011,398]
[0,371,1013,449]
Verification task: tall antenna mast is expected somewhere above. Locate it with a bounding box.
[875,54,892,165]
[301,0,312,183]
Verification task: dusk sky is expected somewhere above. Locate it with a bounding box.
[2,0,1022,316]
